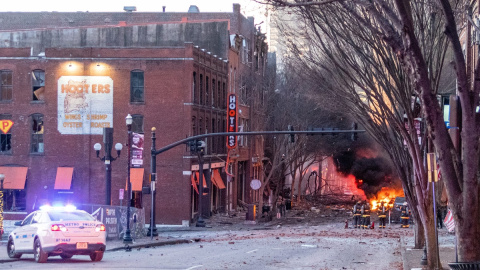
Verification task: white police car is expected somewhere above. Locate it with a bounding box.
[6,205,106,263]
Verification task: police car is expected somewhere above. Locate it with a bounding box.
[6,205,106,263]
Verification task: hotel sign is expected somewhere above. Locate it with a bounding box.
[227,94,237,149]
[57,76,113,135]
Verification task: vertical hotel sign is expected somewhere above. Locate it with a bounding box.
[227,94,237,149]
[58,76,113,135]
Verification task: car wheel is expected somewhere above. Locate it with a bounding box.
[7,237,22,259]
[60,254,73,259]
[34,238,48,263]
[90,251,104,262]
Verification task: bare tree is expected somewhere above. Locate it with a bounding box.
[258,0,479,266]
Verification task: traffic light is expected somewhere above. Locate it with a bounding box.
[288,125,295,143]
[196,140,206,155]
[351,122,358,141]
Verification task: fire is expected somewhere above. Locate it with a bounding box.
[370,187,404,210]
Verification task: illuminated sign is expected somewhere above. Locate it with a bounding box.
[0,120,13,134]
[227,94,237,149]
[57,76,113,135]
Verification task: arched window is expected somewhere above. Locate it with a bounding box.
[130,70,144,103]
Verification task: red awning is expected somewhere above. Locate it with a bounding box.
[212,169,226,189]
[0,166,28,189]
[54,167,74,190]
[191,173,199,194]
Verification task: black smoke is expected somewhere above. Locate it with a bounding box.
[333,150,396,198]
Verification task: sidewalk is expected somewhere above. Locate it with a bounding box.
[402,228,457,270]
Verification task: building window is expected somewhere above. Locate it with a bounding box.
[217,80,221,108]
[199,74,204,105]
[0,70,13,101]
[32,70,45,101]
[192,116,197,136]
[193,72,197,104]
[211,118,216,153]
[132,114,144,133]
[130,70,144,103]
[212,79,216,107]
[0,114,12,154]
[223,82,227,109]
[31,114,44,154]
[240,76,248,105]
[206,76,209,107]
[4,189,27,212]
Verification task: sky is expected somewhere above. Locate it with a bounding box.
[0,0,260,13]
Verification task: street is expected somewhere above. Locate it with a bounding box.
[0,222,407,270]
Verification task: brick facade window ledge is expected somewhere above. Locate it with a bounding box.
[130,101,145,105]
[30,100,46,104]
[30,152,45,156]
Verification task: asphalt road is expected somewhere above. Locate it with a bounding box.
[0,223,406,270]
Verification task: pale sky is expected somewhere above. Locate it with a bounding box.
[0,0,261,14]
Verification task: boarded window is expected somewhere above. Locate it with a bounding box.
[32,70,45,101]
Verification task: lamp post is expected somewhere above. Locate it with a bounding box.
[196,140,206,227]
[0,173,4,238]
[123,114,133,245]
[148,127,158,239]
[94,127,122,205]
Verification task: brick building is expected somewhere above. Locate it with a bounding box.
[0,4,268,226]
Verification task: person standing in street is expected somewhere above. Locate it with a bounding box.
[400,202,410,228]
[361,201,371,229]
[377,201,387,229]
[353,201,362,228]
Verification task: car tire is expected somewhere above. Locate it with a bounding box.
[34,238,48,263]
[60,254,73,259]
[7,237,22,259]
[90,251,104,262]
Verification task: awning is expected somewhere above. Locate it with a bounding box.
[191,173,199,194]
[54,167,74,190]
[212,169,226,189]
[0,166,28,189]
[130,168,144,191]
[194,172,207,188]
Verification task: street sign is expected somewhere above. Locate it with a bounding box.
[119,189,124,200]
[227,94,237,149]
[0,120,13,134]
[250,179,261,190]
[427,153,438,182]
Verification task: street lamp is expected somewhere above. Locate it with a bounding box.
[148,127,158,239]
[94,127,122,205]
[0,173,5,238]
[123,114,133,245]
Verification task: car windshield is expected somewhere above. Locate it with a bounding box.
[47,211,95,222]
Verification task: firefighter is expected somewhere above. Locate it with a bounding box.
[361,201,371,229]
[400,202,410,228]
[353,201,362,228]
[377,201,387,229]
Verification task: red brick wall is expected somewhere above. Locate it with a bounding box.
[0,44,227,225]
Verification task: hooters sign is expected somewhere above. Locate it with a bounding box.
[227,94,237,149]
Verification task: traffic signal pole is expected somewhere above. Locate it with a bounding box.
[150,129,365,227]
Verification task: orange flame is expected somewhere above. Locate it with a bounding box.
[370,187,404,210]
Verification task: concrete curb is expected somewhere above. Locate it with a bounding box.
[106,239,190,252]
